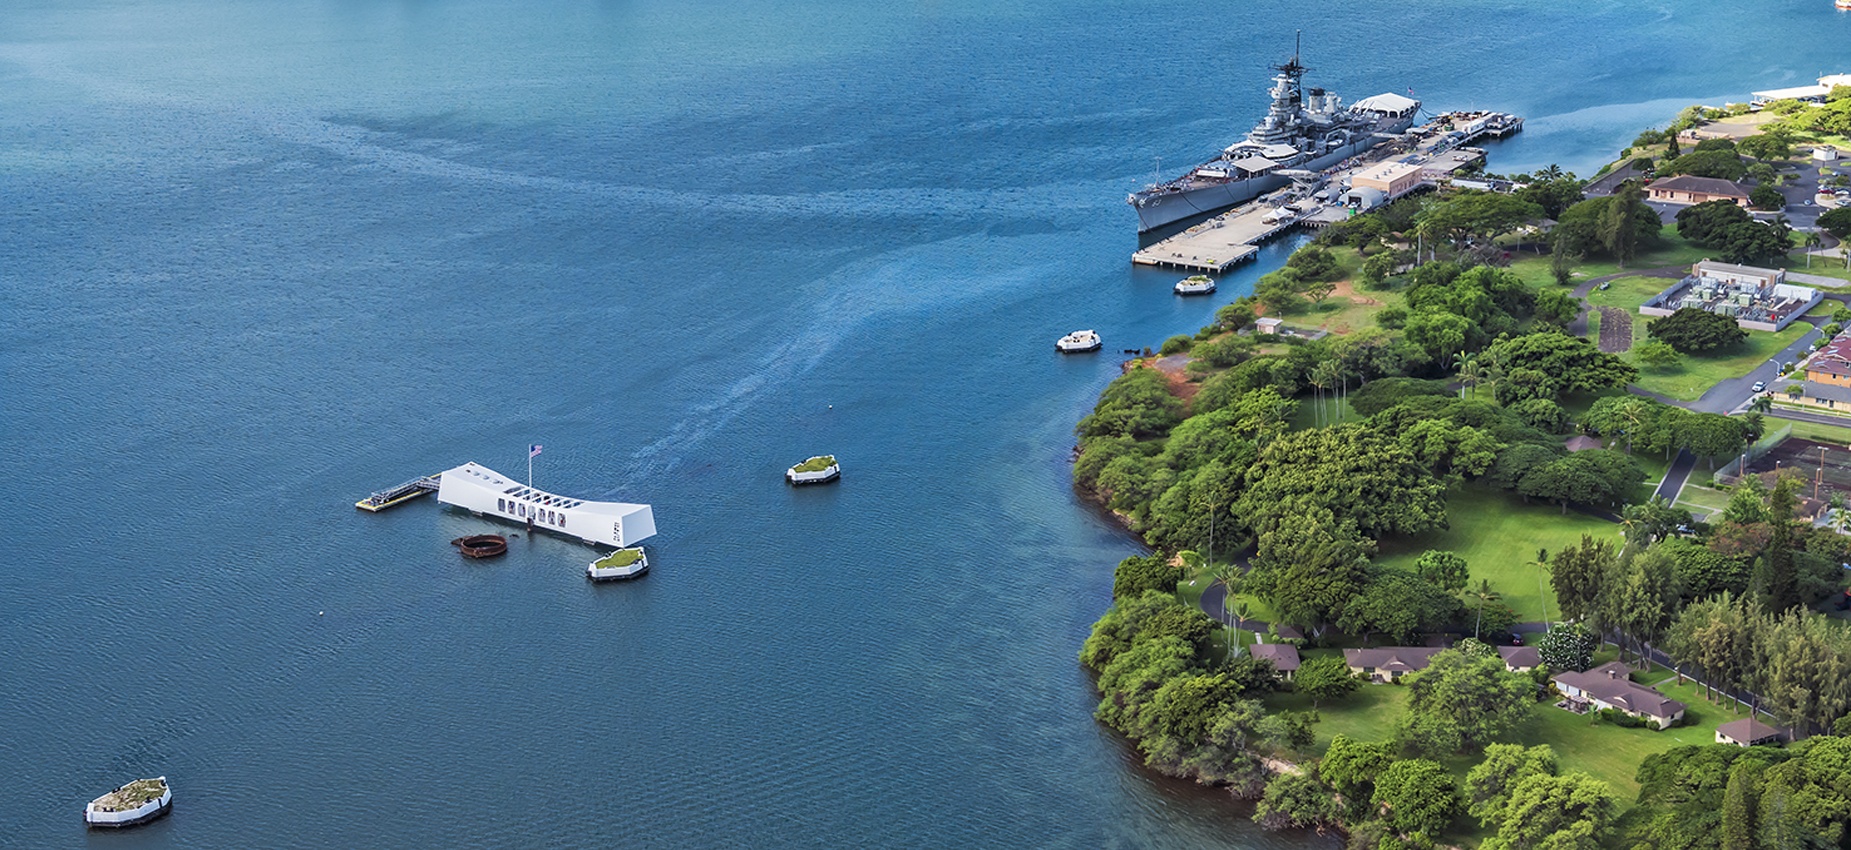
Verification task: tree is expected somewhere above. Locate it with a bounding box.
[1677,199,1755,245]
[1322,734,1396,815]
[1077,368,1185,439]
[1481,772,1617,850]
[1467,579,1502,639]
[1549,535,1617,623]
[1244,508,1374,631]
[1719,220,1792,265]
[1486,331,1636,404]
[1600,180,1649,266]
[1416,191,1545,247]
[1414,550,1470,593]
[1636,339,1682,369]
[1647,307,1749,353]
[1533,288,1579,327]
[1750,183,1785,211]
[1818,206,1851,241]
[1721,759,1763,850]
[1508,398,1568,433]
[1252,770,1343,832]
[1662,149,1748,180]
[1295,654,1359,709]
[1536,622,1598,672]
[1340,568,1465,644]
[1738,133,1792,161]
[1255,269,1308,315]
[1286,245,1342,282]
[1398,649,1535,755]
[1463,744,1558,827]
[1112,554,1181,600]
[1373,759,1461,839]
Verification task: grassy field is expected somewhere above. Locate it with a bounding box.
[1273,659,1741,800]
[1575,288,1815,400]
[1375,486,1618,621]
[1777,417,1851,445]
[1508,225,1712,287]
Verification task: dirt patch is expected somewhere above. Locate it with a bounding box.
[1596,307,1633,353]
[1142,355,1202,403]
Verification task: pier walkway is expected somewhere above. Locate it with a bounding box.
[355,475,441,512]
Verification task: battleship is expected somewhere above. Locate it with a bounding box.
[1128,43,1420,232]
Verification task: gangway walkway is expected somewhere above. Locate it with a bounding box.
[355,474,441,512]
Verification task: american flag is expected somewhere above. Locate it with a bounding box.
[529,444,543,458]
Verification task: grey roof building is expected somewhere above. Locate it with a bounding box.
[1553,662,1687,729]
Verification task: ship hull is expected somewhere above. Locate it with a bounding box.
[1132,117,1413,232]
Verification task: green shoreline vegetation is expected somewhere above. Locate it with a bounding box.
[1075,101,1851,848]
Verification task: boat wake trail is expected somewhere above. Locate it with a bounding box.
[613,237,1045,488]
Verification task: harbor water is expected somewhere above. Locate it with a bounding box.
[2,1,1845,846]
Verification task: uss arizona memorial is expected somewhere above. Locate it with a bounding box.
[435,462,657,548]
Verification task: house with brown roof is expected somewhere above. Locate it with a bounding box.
[1497,645,1542,672]
[1248,644,1301,681]
[1344,647,1444,683]
[1715,717,1788,747]
[1805,335,1851,388]
[1645,175,1751,207]
[1552,662,1687,729]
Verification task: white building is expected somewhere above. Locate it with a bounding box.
[436,462,656,547]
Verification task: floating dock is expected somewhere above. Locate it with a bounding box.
[355,475,440,512]
[1131,111,1519,274]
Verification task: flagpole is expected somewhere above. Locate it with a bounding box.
[528,451,533,490]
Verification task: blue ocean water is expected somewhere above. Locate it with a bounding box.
[2,1,1845,846]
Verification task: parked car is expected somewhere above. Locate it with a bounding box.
[1752,380,1767,392]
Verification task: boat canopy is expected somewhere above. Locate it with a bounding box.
[1353,92,1419,116]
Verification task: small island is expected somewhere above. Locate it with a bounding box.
[786,455,841,485]
[1073,80,1851,849]
[587,546,649,581]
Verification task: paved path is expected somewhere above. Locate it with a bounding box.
[1654,449,1698,505]
[1768,407,1851,428]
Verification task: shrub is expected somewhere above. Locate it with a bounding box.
[1159,335,1193,355]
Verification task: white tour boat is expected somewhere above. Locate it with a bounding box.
[587,546,649,580]
[1174,275,1218,296]
[85,777,171,828]
[786,455,841,485]
[1055,329,1102,353]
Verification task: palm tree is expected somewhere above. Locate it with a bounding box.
[1539,164,1565,181]
[1529,548,1552,630]
[1208,562,1241,661]
[1804,231,1824,269]
[1469,579,1502,639]
[1311,361,1343,427]
[1459,358,1485,399]
[1750,394,1773,415]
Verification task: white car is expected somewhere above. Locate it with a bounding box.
[1752,381,1767,392]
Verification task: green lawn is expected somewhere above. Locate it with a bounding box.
[1675,482,1734,518]
[1375,485,1619,621]
[1274,662,1743,800]
[1779,417,1851,445]
[1629,325,1810,401]
[1508,225,1712,287]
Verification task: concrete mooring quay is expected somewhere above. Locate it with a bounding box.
[1130,205,1298,273]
